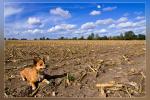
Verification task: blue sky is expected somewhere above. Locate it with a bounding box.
[4,3,145,39]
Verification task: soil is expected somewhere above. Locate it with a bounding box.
[4,40,146,97]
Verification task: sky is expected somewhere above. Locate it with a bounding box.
[4,3,145,39]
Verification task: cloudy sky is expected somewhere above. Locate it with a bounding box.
[4,3,145,39]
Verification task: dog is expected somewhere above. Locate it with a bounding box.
[20,57,50,90]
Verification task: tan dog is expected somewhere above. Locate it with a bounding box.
[20,57,49,90]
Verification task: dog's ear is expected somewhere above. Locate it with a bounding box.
[33,57,40,65]
[43,55,49,63]
[43,57,45,63]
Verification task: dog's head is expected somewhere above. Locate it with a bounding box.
[33,57,46,71]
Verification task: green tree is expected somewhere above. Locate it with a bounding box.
[124,31,136,40]
[95,34,100,40]
[137,34,145,40]
[119,33,124,40]
[72,37,77,40]
[59,37,64,40]
[87,33,95,40]
[21,38,27,40]
[40,37,46,40]
[46,38,50,40]
[100,36,108,40]
[78,36,84,40]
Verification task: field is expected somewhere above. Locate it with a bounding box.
[4,40,146,97]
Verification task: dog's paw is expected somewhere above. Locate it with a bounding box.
[45,80,50,84]
[21,77,26,81]
[32,87,36,90]
[42,79,50,84]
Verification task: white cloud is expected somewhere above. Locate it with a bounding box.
[134,20,145,27]
[5,6,23,17]
[134,26,146,34]
[26,29,43,34]
[117,22,134,28]
[99,29,107,33]
[96,18,114,25]
[102,6,117,12]
[50,7,71,18]
[94,29,107,34]
[27,17,42,25]
[97,5,101,9]
[5,19,29,32]
[108,24,116,28]
[116,20,145,28]
[42,15,65,25]
[117,17,128,23]
[90,10,101,16]
[135,16,145,20]
[116,25,146,35]
[81,22,96,29]
[134,26,146,31]
[48,24,76,33]
[74,29,86,34]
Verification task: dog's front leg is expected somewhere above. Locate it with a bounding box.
[30,82,36,90]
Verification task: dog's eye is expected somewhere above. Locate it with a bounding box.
[40,64,43,66]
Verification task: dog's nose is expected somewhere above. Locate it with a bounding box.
[46,65,49,68]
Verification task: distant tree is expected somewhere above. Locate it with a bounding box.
[119,33,124,40]
[40,37,46,40]
[124,31,136,40]
[95,34,100,40]
[59,37,64,40]
[100,36,108,40]
[72,37,77,40]
[55,31,145,40]
[111,36,118,40]
[65,37,69,40]
[21,38,27,40]
[46,38,50,40]
[108,36,112,40]
[137,34,145,40]
[8,38,18,40]
[87,33,95,40]
[91,33,95,39]
[78,36,84,40]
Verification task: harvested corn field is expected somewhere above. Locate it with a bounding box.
[4,40,146,97]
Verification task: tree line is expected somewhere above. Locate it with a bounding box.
[5,31,145,40]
